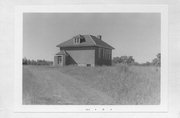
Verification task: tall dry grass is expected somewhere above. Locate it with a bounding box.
[23,64,160,105]
[56,64,160,104]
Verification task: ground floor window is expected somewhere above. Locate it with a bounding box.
[57,56,62,64]
[87,64,91,67]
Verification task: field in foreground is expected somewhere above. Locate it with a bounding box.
[23,64,160,105]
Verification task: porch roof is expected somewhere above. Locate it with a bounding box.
[55,50,68,55]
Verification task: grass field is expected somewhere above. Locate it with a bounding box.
[23,64,160,105]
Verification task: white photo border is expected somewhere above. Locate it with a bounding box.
[14,5,168,113]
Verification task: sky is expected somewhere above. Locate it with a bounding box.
[23,13,160,63]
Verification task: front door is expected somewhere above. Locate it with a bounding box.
[57,56,63,65]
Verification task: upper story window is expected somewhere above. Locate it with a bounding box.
[80,37,85,43]
[74,37,80,44]
[74,36,85,44]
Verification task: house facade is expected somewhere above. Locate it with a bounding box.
[54,34,114,67]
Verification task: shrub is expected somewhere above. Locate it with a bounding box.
[112,56,135,65]
[152,53,161,66]
[22,57,53,65]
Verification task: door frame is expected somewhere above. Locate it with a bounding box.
[57,55,63,65]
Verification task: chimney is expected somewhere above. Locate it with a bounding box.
[97,35,102,40]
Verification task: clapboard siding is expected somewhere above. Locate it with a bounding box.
[55,35,114,66]
[61,46,95,66]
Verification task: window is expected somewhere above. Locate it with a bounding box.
[87,64,91,67]
[74,35,86,44]
[109,51,111,60]
[74,37,85,44]
[103,48,105,59]
[74,38,77,44]
[109,50,110,60]
[102,48,104,59]
[106,49,110,60]
[105,49,108,60]
[80,38,85,43]
[107,50,109,60]
[57,56,62,64]
[74,37,79,44]
[104,48,106,59]
[99,48,101,58]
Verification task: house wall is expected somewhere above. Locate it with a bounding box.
[61,47,95,66]
[59,46,112,66]
[54,56,58,66]
[95,47,112,66]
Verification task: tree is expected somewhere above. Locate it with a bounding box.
[112,57,121,64]
[27,59,31,65]
[141,61,152,66]
[112,56,135,65]
[22,57,27,65]
[127,56,135,64]
[31,60,37,65]
[152,53,161,66]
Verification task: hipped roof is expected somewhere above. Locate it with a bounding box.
[56,35,114,49]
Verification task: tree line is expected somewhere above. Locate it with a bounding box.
[112,53,161,66]
[23,57,53,65]
[23,53,160,66]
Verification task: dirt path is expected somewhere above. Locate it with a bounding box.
[24,67,115,105]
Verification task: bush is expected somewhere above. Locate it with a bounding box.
[23,57,28,65]
[112,53,161,67]
[22,57,53,65]
[152,53,161,66]
[112,56,135,65]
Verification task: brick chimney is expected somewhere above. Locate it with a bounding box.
[97,35,102,40]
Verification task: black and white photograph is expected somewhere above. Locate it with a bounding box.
[22,13,161,105]
[2,0,180,117]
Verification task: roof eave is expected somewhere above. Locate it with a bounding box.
[58,44,97,48]
[57,44,114,49]
[95,45,115,50]
[56,44,61,47]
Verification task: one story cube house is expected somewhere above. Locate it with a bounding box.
[54,34,114,67]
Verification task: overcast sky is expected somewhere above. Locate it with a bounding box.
[23,13,160,63]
